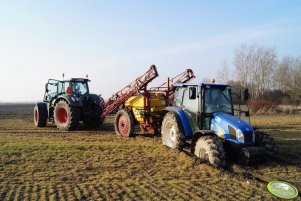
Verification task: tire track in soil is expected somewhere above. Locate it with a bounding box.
[23,183,33,201]
[185,155,280,200]
[56,184,67,201]
[0,182,9,201]
[90,183,105,200]
[5,183,17,201]
[15,184,26,201]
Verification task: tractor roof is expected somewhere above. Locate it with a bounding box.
[173,83,230,88]
[48,78,90,83]
[70,78,90,82]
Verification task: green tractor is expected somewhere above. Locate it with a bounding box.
[34,78,104,131]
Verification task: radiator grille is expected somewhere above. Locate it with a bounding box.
[244,131,253,143]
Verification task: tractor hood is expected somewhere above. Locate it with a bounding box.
[211,112,254,145]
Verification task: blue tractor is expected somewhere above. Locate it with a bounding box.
[161,83,277,167]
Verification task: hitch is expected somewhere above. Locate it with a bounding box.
[239,147,268,165]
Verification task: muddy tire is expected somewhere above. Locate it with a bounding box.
[54,100,80,131]
[161,112,185,150]
[114,109,135,137]
[194,136,226,167]
[255,132,277,157]
[33,103,48,127]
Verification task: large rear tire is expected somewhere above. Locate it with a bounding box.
[54,100,80,131]
[114,109,135,137]
[84,105,102,128]
[33,103,48,127]
[161,112,185,150]
[194,136,226,167]
[255,131,277,157]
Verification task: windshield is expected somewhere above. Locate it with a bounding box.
[204,87,233,114]
[72,82,88,95]
[60,81,89,95]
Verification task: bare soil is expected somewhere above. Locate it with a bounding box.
[0,104,300,200]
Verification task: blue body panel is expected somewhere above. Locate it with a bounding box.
[175,109,193,137]
[164,107,193,137]
[211,112,254,145]
[165,107,255,145]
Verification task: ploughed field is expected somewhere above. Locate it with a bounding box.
[0,104,300,200]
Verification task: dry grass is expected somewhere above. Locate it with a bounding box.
[249,114,301,191]
[0,104,300,200]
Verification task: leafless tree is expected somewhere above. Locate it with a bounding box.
[217,60,231,84]
[275,56,301,101]
[233,44,277,99]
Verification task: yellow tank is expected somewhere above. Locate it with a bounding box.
[125,92,167,122]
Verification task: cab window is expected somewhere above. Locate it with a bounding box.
[73,82,88,95]
[182,87,198,112]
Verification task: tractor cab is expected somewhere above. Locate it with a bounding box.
[44,78,90,103]
[201,84,234,130]
[173,83,250,131]
[173,83,255,144]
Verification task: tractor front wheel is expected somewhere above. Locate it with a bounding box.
[161,112,185,150]
[54,100,80,131]
[194,136,226,167]
[33,103,48,127]
[255,131,277,157]
[114,109,135,137]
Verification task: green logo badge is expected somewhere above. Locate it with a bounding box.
[267,181,299,199]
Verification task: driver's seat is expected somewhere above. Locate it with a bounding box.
[66,87,73,94]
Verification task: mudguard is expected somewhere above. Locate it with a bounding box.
[88,94,103,107]
[163,106,193,137]
[55,95,83,107]
[163,107,219,154]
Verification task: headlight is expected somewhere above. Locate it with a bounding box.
[236,129,244,143]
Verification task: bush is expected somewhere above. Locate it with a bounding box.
[248,100,278,114]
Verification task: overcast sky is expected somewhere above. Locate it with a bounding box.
[0,1,300,102]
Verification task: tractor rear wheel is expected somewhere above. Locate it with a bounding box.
[255,132,277,157]
[194,136,226,167]
[161,112,185,150]
[33,103,48,127]
[84,105,102,128]
[114,109,135,137]
[54,100,80,131]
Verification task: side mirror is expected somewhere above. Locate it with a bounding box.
[45,84,49,93]
[243,89,249,101]
[189,87,196,99]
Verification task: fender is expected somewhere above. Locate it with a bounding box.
[55,95,83,107]
[87,94,104,108]
[88,94,100,106]
[163,106,193,137]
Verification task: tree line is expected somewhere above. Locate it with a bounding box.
[217,44,301,104]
